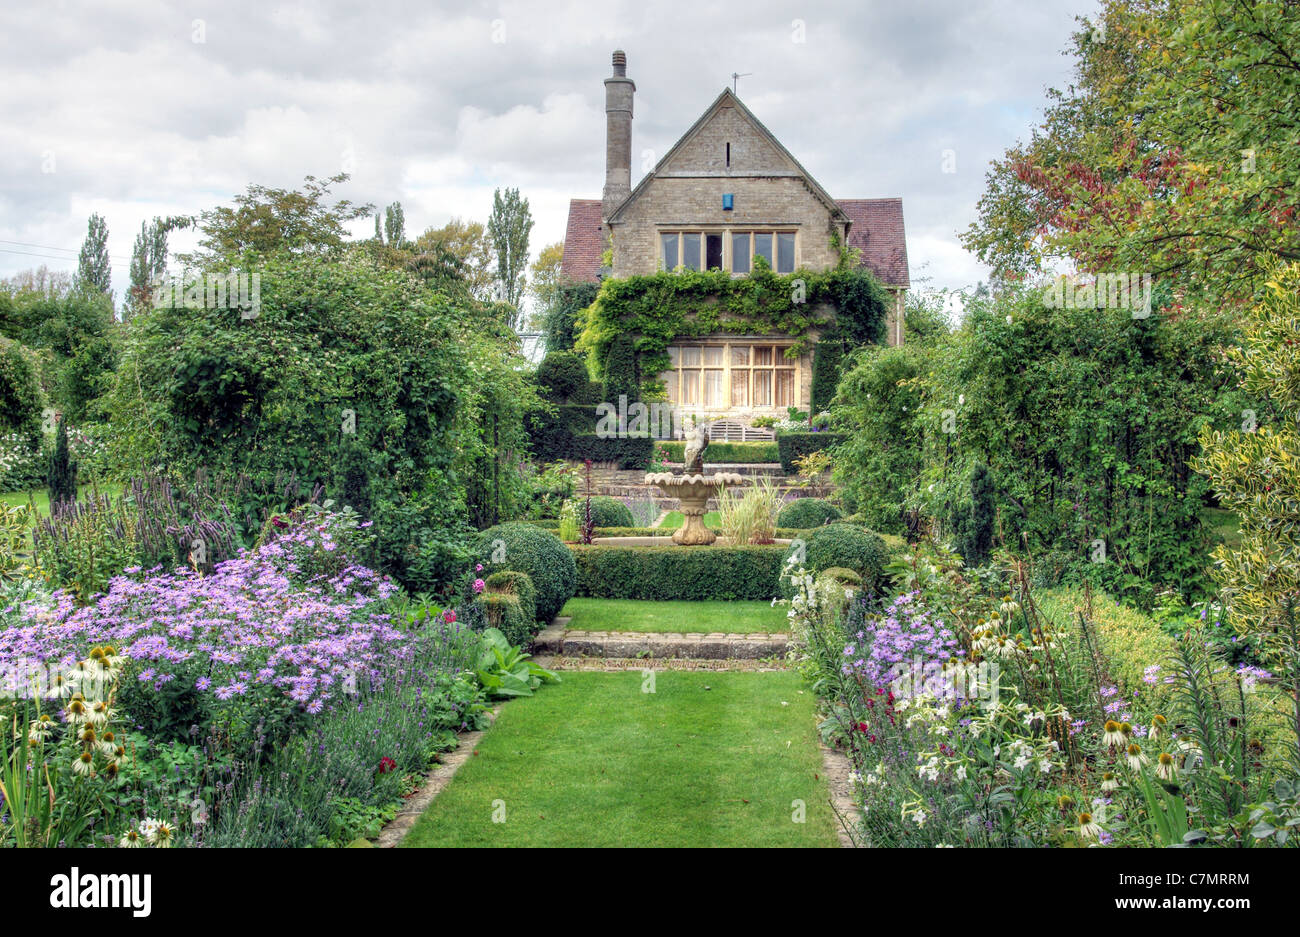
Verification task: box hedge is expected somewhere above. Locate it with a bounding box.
[575,495,634,528]
[484,569,537,624]
[783,522,888,593]
[570,544,787,600]
[777,432,846,473]
[656,440,780,464]
[474,522,576,623]
[476,592,533,647]
[776,497,842,529]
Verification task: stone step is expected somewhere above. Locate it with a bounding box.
[531,620,789,660]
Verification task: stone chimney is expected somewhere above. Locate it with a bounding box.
[602,50,635,219]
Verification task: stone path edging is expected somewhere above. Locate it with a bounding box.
[374,704,504,848]
[533,617,789,660]
[818,739,859,848]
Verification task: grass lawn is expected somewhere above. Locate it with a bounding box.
[401,670,838,848]
[560,597,788,633]
[1,482,123,518]
[1202,506,1242,550]
[658,510,720,529]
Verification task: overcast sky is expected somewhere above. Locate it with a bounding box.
[0,0,1099,312]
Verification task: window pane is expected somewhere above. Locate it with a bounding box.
[730,369,748,406]
[703,370,725,407]
[681,370,700,405]
[754,233,773,266]
[753,346,773,366]
[777,233,795,273]
[775,369,795,407]
[681,346,701,367]
[753,370,772,406]
[731,233,750,273]
[730,345,748,366]
[682,233,701,271]
[703,345,723,366]
[663,370,678,403]
[667,345,680,366]
[662,234,678,270]
[706,234,723,271]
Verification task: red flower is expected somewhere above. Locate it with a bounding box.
[377,757,397,775]
[857,722,869,733]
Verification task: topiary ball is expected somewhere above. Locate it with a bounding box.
[577,496,635,529]
[784,522,887,593]
[476,592,533,647]
[474,522,576,623]
[535,351,590,404]
[485,569,537,624]
[776,497,842,529]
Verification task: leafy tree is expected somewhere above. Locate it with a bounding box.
[184,173,373,266]
[46,418,77,507]
[963,0,1300,304]
[1,266,72,298]
[127,216,189,316]
[904,290,953,346]
[0,338,44,447]
[0,288,115,422]
[527,241,564,330]
[412,218,496,300]
[1194,264,1300,650]
[487,187,533,318]
[75,213,113,300]
[373,201,406,248]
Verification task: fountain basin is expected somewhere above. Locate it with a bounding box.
[644,471,747,545]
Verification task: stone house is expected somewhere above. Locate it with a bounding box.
[561,51,909,433]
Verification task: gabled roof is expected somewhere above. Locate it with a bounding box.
[838,199,910,289]
[559,198,604,282]
[606,88,847,225]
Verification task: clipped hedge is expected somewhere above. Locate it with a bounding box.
[577,495,634,528]
[777,432,845,473]
[570,544,787,600]
[656,440,780,464]
[776,497,842,529]
[474,522,576,623]
[784,522,888,593]
[485,569,537,624]
[476,593,533,647]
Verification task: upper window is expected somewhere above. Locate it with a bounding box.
[660,230,797,274]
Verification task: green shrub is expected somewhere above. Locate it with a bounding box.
[577,495,634,528]
[0,339,43,446]
[46,420,77,508]
[476,592,533,647]
[535,351,594,404]
[474,522,576,622]
[818,566,862,587]
[776,497,842,529]
[785,522,888,592]
[777,432,845,473]
[484,569,537,624]
[657,440,780,464]
[571,544,787,600]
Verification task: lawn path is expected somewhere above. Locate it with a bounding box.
[401,670,838,848]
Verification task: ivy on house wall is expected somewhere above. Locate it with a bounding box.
[574,257,890,393]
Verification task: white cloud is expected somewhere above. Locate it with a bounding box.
[0,0,1096,300]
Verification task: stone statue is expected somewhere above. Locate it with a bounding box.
[683,423,709,474]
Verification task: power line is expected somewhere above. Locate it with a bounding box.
[0,238,132,261]
[0,247,130,268]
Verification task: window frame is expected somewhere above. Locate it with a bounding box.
[661,340,799,413]
[658,228,799,274]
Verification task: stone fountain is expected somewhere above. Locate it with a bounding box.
[645,424,746,545]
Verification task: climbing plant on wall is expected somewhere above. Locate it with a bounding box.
[574,257,889,393]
